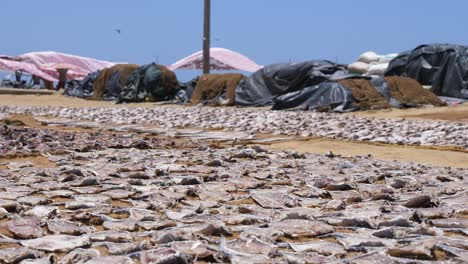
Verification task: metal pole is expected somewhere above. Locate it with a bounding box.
[202,0,211,74]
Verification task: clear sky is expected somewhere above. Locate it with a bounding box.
[2,0,468,80]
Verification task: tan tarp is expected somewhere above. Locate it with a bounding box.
[384,76,446,107]
[191,73,244,106]
[338,78,391,110]
[153,64,178,101]
[338,77,446,110]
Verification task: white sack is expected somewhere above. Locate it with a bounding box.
[378,53,398,63]
[358,51,380,63]
[367,62,389,76]
[348,61,370,74]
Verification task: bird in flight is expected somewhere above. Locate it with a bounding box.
[115,29,121,35]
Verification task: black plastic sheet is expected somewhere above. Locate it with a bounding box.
[64,70,100,98]
[272,81,356,112]
[235,60,349,106]
[118,63,178,103]
[271,76,442,112]
[385,44,468,99]
[103,70,125,100]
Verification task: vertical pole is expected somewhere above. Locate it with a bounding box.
[202,0,211,74]
[57,69,68,90]
[15,70,22,82]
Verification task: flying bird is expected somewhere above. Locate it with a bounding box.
[115,29,121,35]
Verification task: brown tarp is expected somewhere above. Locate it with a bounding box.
[384,76,446,107]
[191,73,244,106]
[93,64,139,99]
[153,64,178,101]
[337,78,391,110]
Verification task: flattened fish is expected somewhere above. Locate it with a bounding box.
[5,216,44,239]
[270,219,334,238]
[21,235,91,253]
[139,248,192,264]
[289,240,346,256]
[47,219,84,235]
[251,190,298,209]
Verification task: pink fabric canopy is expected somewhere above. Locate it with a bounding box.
[17,51,118,80]
[0,58,57,82]
[39,62,89,80]
[169,47,262,73]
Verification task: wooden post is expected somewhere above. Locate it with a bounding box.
[32,75,40,85]
[57,69,68,90]
[15,70,22,82]
[202,0,211,74]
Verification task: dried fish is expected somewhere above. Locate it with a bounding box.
[0,114,466,262]
[139,248,192,264]
[47,219,84,235]
[289,240,346,256]
[4,216,44,239]
[59,248,101,264]
[270,219,335,238]
[21,235,91,253]
[25,206,58,219]
[403,195,438,208]
[83,256,135,264]
[251,190,298,209]
[0,247,44,264]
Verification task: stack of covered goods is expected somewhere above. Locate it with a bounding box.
[235,60,349,106]
[64,71,101,98]
[117,63,179,103]
[190,73,245,106]
[64,64,139,100]
[272,76,446,112]
[93,64,140,100]
[385,43,468,99]
[65,63,182,103]
[348,51,397,76]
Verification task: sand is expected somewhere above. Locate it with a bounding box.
[0,92,163,108]
[269,138,468,168]
[352,103,468,122]
[0,156,56,170]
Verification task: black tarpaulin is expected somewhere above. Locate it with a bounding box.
[64,70,100,98]
[235,60,349,106]
[272,81,356,112]
[272,76,444,112]
[117,63,179,103]
[92,64,140,100]
[385,44,468,99]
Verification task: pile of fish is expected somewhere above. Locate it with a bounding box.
[0,124,466,263]
[1,105,467,150]
[0,124,196,158]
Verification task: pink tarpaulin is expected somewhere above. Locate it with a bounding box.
[0,58,57,82]
[39,62,89,80]
[169,47,263,72]
[17,51,118,80]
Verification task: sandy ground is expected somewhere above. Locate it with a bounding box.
[1,92,468,168]
[0,92,161,108]
[352,103,468,121]
[269,138,468,168]
[0,88,54,95]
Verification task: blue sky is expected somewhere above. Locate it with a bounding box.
[2,0,468,80]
